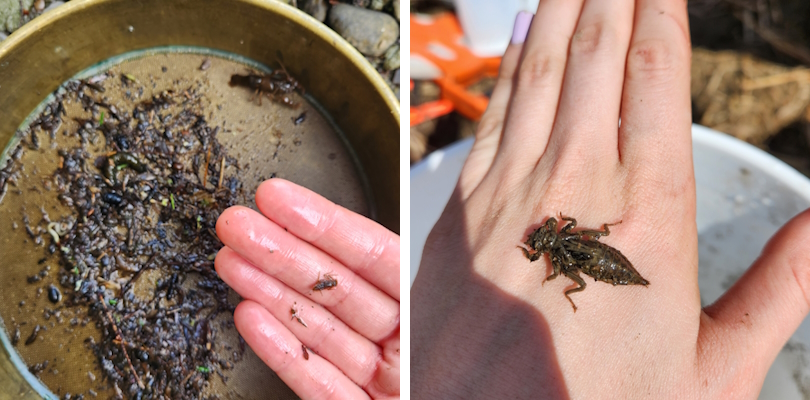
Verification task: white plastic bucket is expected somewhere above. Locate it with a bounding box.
[410,124,810,398]
[454,0,540,57]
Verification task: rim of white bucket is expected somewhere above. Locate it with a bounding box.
[411,125,810,200]
[692,124,810,203]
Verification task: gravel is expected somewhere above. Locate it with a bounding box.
[327,4,399,57]
[298,0,328,22]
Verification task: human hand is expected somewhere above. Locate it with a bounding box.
[412,1,810,398]
[215,179,400,399]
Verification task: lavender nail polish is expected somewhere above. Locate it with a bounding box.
[511,11,533,45]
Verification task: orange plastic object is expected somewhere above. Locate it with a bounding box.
[410,99,454,126]
[411,13,502,122]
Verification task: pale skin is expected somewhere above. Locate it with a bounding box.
[214,179,400,399]
[412,0,810,399]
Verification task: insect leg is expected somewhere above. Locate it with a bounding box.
[517,245,542,262]
[576,221,622,240]
[542,254,562,286]
[563,270,586,312]
[559,213,577,234]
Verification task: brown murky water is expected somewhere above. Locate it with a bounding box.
[0,50,369,399]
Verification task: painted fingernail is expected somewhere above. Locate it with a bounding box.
[511,11,533,45]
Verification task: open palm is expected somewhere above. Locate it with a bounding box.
[216,179,400,399]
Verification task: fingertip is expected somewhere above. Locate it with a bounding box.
[759,207,810,310]
[235,299,372,400]
[761,207,810,258]
[213,246,227,276]
[256,178,291,202]
[256,179,307,222]
[255,179,332,225]
[256,178,314,211]
[213,246,237,281]
[234,301,277,347]
[511,11,534,45]
[215,205,254,243]
[215,206,236,235]
[233,300,299,373]
[701,207,810,384]
[233,300,261,330]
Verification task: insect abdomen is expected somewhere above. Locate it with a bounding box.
[577,241,649,286]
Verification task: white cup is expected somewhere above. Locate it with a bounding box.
[454,0,540,56]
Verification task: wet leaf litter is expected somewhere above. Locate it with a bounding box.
[0,53,365,399]
[13,65,243,398]
[519,214,649,311]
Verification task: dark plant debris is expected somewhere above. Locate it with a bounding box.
[9,70,248,399]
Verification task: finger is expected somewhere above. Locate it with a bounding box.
[458,20,526,200]
[255,179,399,301]
[368,328,400,397]
[492,0,585,171]
[700,209,810,390]
[545,0,634,165]
[234,301,371,400]
[216,206,399,342]
[216,247,384,388]
[618,0,691,177]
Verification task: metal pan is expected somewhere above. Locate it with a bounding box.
[0,0,398,398]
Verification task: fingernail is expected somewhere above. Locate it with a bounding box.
[511,11,533,45]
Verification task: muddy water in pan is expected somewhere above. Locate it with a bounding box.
[0,49,370,399]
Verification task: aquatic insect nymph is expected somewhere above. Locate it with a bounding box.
[519,214,649,312]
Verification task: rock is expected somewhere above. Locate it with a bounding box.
[298,0,327,22]
[0,0,34,32]
[328,4,398,57]
[0,0,16,32]
[370,0,389,11]
[383,44,399,71]
[393,0,399,20]
[44,1,65,12]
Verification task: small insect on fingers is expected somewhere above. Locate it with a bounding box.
[312,272,338,293]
